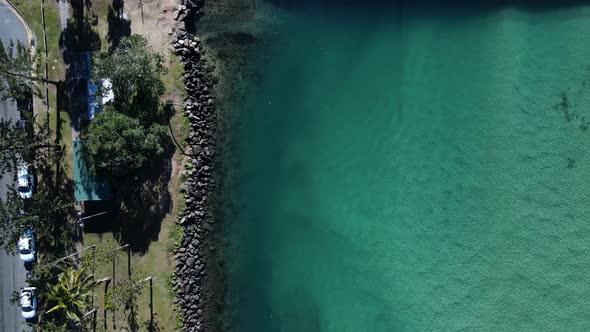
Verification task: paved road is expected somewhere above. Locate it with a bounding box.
[0,1,30,331]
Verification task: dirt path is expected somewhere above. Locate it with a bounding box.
[125,0,178,72]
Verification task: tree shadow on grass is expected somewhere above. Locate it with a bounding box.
[112,0,124,13]
[59,0,101,137]
[31,147,76,259]
[60,11,101,56]
[60,0,101,76]
[58,77,86,138]
[82,199,118,233]
[115,144,174,254]
[107,2,131,52]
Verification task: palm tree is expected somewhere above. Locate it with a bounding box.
[46,267,94,323]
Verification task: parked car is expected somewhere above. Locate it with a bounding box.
[19,287,37,319]
[18,229,35,262]
[17,164,34,199]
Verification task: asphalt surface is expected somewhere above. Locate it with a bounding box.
[0,1,31,331]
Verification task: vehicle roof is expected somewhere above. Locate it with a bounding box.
[18,237,30,250]
[20,292,32,307]
[17,164,28,175]
[18,176,28,187]
[102,79,114,104]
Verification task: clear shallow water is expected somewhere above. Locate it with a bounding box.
[223,3,590,331]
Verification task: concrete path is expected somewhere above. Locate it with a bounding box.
[58,0,68,30]
[0,1,32,330]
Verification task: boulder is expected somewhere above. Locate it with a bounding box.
[186,257,196,268]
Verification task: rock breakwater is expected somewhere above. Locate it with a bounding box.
[170,0,221,331]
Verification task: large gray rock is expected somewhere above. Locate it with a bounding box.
[186,257,196,268]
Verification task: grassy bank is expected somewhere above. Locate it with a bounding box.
[12,0,68,171]
[81,0,186,328]
[13,0,185,329]
[11,0,64,79]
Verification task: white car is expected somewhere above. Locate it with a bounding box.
[18,229,36,262]
[17,164,34,199]
[19,287,37,319]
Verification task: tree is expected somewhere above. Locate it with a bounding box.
[29,185,74,253]
[104,276,145,330]
[46,267,95,324]
[0,117,55,174]
[0,39,59,101]
[0,190,38,252]
[92,34,165,123]
[0,184,72,254]
[84,111,168,186]
[0,119,30,174]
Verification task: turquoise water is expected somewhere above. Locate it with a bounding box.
[223,3,590,331]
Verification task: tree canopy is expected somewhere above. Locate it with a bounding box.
[0,116,55,175]
[0,185,72,254]
[0,39,39,100]
[0,119,30,174]
[84,111,168,186]
[46,267,95,323]
[0,39,60,102]
[0,190,38,252]
[92,34,165,123]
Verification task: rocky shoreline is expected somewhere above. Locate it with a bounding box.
[170,0,222,331]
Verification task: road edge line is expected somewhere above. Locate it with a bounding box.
[0,0,36,49]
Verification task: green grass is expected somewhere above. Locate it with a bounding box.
[11,0,64,80]
[12,0,69,181]
[83,216,180,331]
[164,55,187,100]
[90,0,111,52]
[79,33,187,329]
[13,1,186,329]
[48,108,73,172]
